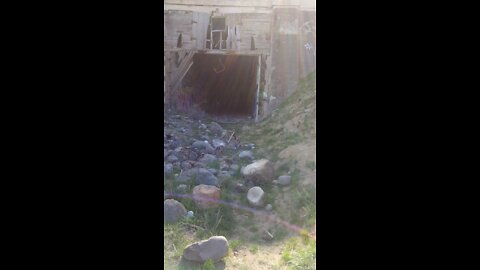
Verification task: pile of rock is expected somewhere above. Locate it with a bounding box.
[165,114,287,215]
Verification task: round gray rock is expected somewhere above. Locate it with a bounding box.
[195,168,219,186]
[166,154,178,163]
[278,175,291,186]
[247,186,265,207]
[192,141,211,149]
[239,150,253,160]
[175,168,199,183]
[241,159,275,184]
[265,204,273,211]
[164,199,187,223]
[183,236,229,262]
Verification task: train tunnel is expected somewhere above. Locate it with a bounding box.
[182,53,259,118]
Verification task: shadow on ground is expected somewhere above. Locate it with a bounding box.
[176,257,226,270]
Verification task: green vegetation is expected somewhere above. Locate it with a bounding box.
[238,71,316,163]
[203,259,215,270]
[164,223,190,263]
[249,244,259,254]
[280,183,316,228]
[182,204,237,239]
[281,236,316,270]
[229,239,243,252]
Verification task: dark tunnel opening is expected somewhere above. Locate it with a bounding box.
[183,54,259,118]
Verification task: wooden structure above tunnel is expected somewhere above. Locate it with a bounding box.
[164,1,316,121]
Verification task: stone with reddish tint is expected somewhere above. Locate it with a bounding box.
[192,184,221,209]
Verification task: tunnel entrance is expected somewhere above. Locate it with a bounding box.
[182,53,260,119]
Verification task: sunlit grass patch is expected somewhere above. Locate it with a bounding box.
[249,244,259,254]
[281,236,316,270]
[164,223,190,261]
[193,205,237,239]
[229,239,243,252]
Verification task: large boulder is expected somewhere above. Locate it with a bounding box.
[247,186,265,207]
[192,184,221,209]
[241,159,275,184]
[183,236,229,262]
[164,199,187,223]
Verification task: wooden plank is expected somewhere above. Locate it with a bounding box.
[172,61,194,93]
[254,55,261,121]
[170,50,195,87]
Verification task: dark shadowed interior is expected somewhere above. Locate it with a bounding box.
[183,54,258,117]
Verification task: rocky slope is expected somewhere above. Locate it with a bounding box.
[164,71,316,270]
